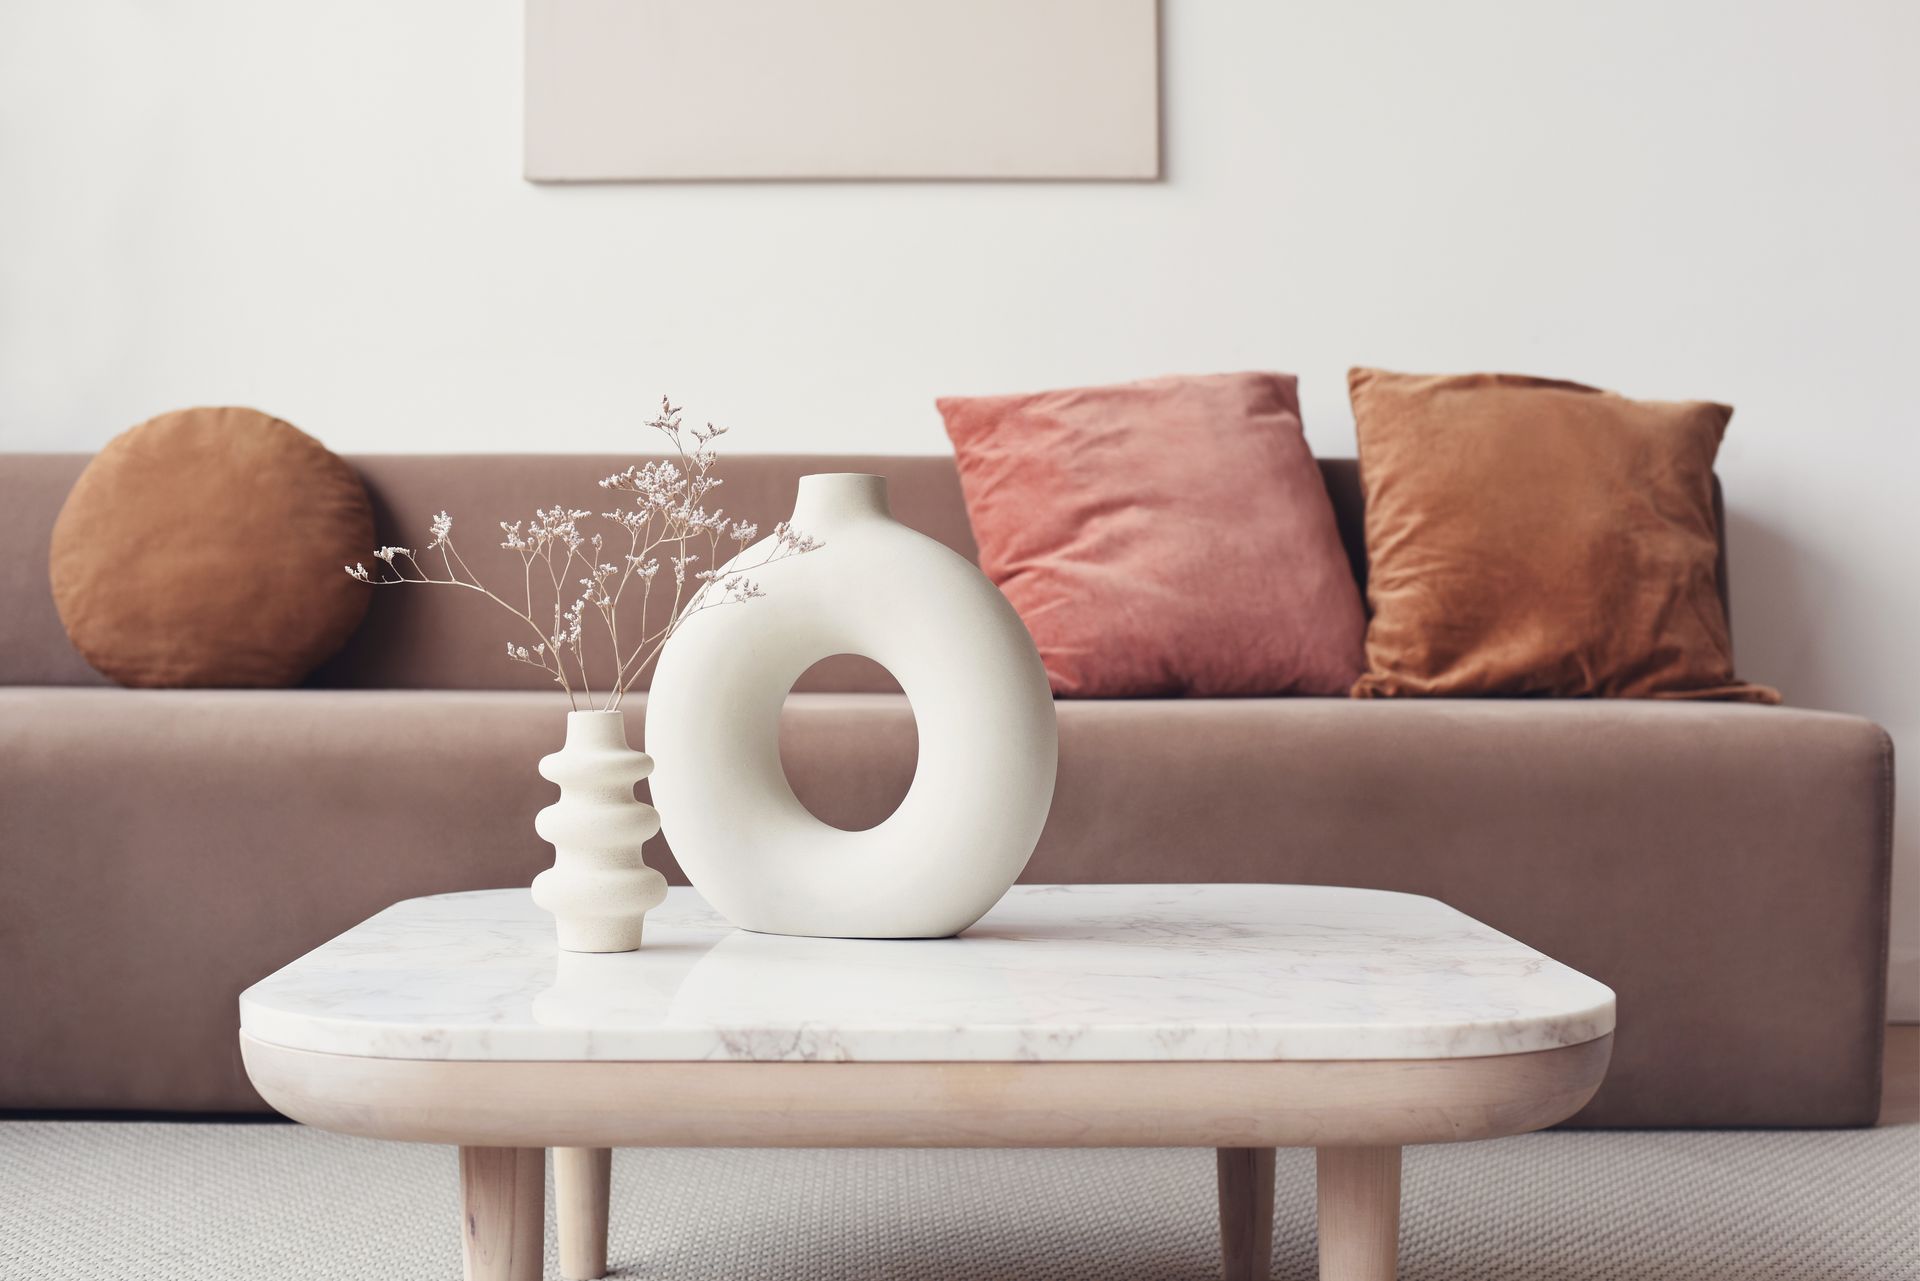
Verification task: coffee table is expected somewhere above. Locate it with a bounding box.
[239,884,1614,1281]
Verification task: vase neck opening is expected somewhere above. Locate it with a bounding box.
[791,473,891,527]
[564,708,631,749]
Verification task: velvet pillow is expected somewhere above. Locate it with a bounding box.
[50,406,375,688]
[939,372,1366,697]
[1348,367,1777,702]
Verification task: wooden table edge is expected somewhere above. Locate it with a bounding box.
[238,1029,1612,1150]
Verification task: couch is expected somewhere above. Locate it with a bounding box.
[0,452,1894,1126]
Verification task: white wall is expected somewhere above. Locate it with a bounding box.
[3,1,1914,1015]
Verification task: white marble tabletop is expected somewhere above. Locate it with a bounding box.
[239,884,1614,1064]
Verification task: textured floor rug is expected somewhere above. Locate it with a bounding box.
[1,1122,1915,1280]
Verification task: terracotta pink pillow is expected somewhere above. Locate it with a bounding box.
[938,372,1365,697]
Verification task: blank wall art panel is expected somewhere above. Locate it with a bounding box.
[524,0,1161,181]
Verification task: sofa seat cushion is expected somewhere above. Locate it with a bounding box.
[0,688,1890,1129]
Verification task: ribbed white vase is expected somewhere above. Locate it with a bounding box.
[529,709,668,952]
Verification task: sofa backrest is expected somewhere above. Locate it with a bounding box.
[0,452,1724,691]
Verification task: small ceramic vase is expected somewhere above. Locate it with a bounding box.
[529,709,668,952]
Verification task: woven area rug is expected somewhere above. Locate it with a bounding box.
[2,1122,1915,1279]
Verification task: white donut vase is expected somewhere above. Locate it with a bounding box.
[645,473,1058,938]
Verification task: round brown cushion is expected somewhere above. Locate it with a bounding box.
[50,407,375,687]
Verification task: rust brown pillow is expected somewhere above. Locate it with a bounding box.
[50,407,374,687]
[1349,368,1777,702]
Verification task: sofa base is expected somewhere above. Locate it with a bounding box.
[0,688,1892,1127]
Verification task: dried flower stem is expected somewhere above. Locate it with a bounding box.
[346,400,819,711]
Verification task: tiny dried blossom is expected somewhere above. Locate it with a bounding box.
[505,640,551,670]
[771,521,821,555]
[344,397,818,711]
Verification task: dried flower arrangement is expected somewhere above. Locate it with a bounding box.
[346,400,817,710]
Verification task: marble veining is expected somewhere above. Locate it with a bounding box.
[238,885,1615,1063]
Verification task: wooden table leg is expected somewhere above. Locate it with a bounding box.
[459,1146,545,1281]
[1215,1146,1276,1281]
[1316,1146,1400,1281]
[556,1146,612,1280]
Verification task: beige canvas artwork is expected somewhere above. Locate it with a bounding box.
[524,0,1161,181]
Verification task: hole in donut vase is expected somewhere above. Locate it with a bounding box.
[781,655,917,833]
[646,472,1058,939]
